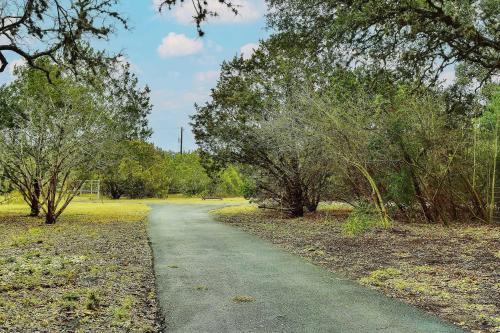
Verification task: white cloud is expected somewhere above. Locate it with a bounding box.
[195,70,219,83]
[156,0,264,25]
[240,42,259,60]
[157,32,203,58]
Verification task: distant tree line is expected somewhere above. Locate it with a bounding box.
[99,141,247,199]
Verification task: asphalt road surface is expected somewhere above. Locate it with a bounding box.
[148,204,465,333]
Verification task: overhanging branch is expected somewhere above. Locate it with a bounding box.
[0,51,7,72]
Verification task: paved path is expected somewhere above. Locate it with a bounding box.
[148,204,465,333]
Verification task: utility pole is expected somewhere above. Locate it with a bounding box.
[180,126,184,155]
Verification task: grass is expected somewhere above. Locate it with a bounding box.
[0,196,150,221]
[194,284,208,291]
[0,199,158,332]
[211,204,258,215]
[211,201,352,217]
[317,201,353,213]
[341,210,390,236]
[0,194,247,220]
[144,194,248,205]
[232,295,255,303]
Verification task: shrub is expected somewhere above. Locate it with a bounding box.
[342,202,390,236]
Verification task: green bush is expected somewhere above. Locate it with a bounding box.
[342,203,390,236]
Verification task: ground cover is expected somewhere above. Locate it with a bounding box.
[0,198,160,332]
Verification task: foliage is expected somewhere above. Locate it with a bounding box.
[342,202,390,236]
[0,0,127,79]
[101,145,246,199]
[195,29,500,222]
[192,41,334,216]
[96,62,153,140]
[0,60,151,223]
[102,141,171,199]
[168,152,211,196]
[310,74,498,223]
[476,86,500,222]
[267,0,500,85]
[215,166,246,197]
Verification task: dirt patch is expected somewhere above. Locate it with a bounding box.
[215,209,500,333]
[0,212,159,332]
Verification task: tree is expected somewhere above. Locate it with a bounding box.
[0,0,126,79]
[192,42,334,216]
[475,86,500,222]
[0,91,112,224]
[95,61,153,140]
[303,66,497,224]
[0,64,117,224]
[158,0,236,36]
[267,0,500,85]
[169,152,211,196]
[102,141,171,199]
[215,165,246,197]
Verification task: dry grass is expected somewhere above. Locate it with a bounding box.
[160,195,248,205]
[210,204,258,215]
[0,199,159,333]
[232,295,255,303]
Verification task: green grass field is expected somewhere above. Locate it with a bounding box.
[0,194,248,218]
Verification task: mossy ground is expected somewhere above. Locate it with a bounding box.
[214,204,500,333]
[0,198,159,332]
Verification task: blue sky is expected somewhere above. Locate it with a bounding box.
[1,0,269,152]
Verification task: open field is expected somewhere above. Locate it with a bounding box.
[0,199,159,333]
[213,204,500,333]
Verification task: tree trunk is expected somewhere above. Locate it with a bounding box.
[290,199,304,217]
[44,177,58,225]
[401,150,436,223]
[45,212,56,224]
[306,201,319,212]
[285,183,304,217]
[105,181,122,199]
[305,192,320,212]
[110,190,121,200]
[29,179,41,217]
[45,198,57,225]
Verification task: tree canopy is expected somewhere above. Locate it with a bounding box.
[158,0,236,36]
[267,0,500,85]
[0,59,152,223]
[0,0,127,79]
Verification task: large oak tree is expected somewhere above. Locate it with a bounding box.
[0,0,126,78]
[267,0,500,84]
